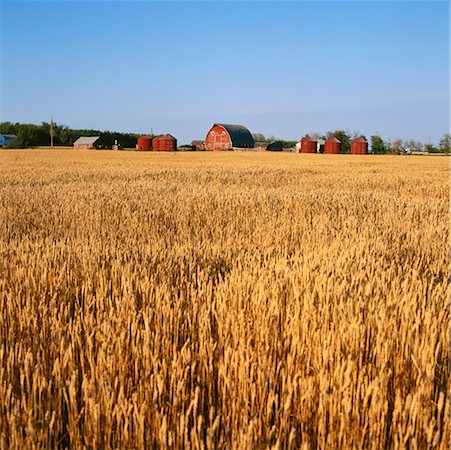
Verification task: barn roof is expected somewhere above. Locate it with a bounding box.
[215,124,254,147]
[352,136,367,143]
[266,141,283,151]
[327,136,341,143]
[73,136,100,145]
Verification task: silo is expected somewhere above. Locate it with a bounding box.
[137,135,152,151]
[301,136,317,153]
[351,136,368,155]
[153,134,177,151]
[324,136,341,154]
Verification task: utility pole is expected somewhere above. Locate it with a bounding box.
[50,113,54,148]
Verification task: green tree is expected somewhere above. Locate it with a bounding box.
[370,135,387,154]
[439,134,450,153]
[424,143,440,153]
[328,130,351,153]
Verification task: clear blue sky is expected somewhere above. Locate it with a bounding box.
[1,1,449,144]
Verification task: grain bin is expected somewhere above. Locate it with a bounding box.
[137,135,152,151]
[351,136,368,155]
[153,134,177,151]
[301,136,317,153]
[324,136,341,154]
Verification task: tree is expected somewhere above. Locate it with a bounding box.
[439,134,450,153]
[389,138,404,154]
[424,143,440,153]
[405,139,423,153]
[252,133,266,142]
[328,130,351,154]
[370,135,387,154]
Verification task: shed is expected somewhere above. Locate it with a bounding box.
[266,141,283,152]
[0,134,17,147]
[153,134,177,151]
[73,136,100,149]
[351,136,368,155]
[191,140,205,151]
[300,136,317,154]
[205,124,254,151]
[324,136,341,154]
[137,135,152,151]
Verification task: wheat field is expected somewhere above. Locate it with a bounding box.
[0,149,449,448]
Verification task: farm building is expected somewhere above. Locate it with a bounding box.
[137,135,152,151]
[266,141,283,151]
[300,136,317,153]
[205,124,254,151]
[324,136,341,154]
[191,140,204,151]
[351,136,368,155]
[0,134,16,147]
[73,136,100,150]
[316,139,326,153]
[153,134,177,151]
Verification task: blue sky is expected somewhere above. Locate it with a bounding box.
[1,1,449,144]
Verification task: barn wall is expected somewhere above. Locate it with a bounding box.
[74,144,92,150]
[205,125,232,151]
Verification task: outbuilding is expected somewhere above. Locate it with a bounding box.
[73,136,100,149]
[191,140,205,151]
[351,136,368,155]
[205,124,254,151]
[0,134,16,148]
[266,141,283,151]
[324,136,341,154]
[153,134,177,151]
[300,136,317,153]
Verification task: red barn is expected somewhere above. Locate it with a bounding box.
[153,134,177,151]
[205,124,254,151]
[300,136,317,153]
[351,136,368,155]
[324,136,341,154]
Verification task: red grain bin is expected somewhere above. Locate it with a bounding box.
[324,136,341,154]
[350,136,368,155]
[301,136,317,153]
[137,135,152,151]
[153,134,177,151]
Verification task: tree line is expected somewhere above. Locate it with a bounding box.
[253,130,451,154]
[0,122,140,149]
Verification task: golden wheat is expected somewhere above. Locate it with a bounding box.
[0,150,449,448]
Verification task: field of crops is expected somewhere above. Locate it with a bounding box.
[0,149,449,448]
